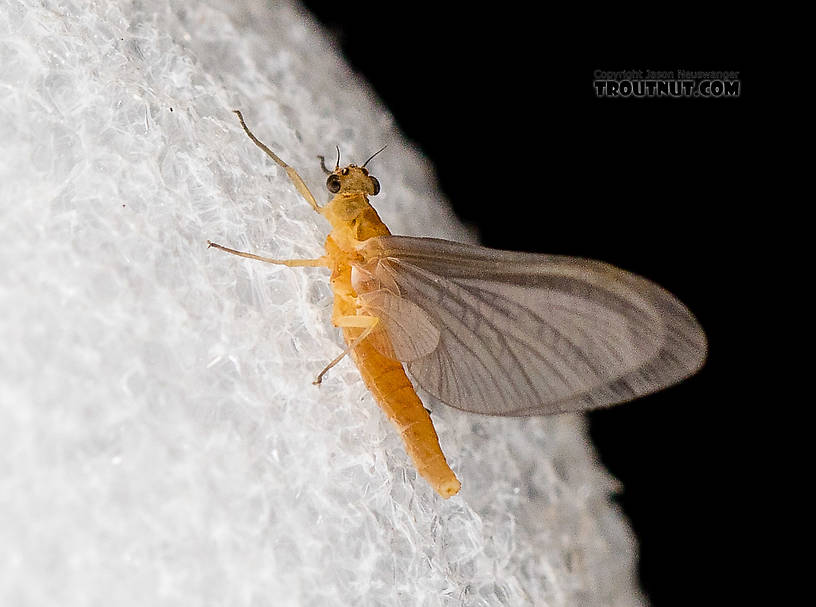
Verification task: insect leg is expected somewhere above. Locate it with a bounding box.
[313,315,379,385]
[207,240,330,267]
[233,110,322,213]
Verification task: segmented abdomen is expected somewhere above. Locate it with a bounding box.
[345,328,461,498]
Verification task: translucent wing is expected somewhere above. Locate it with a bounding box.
[354,236,707,416]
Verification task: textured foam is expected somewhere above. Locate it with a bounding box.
[0,1,645,604]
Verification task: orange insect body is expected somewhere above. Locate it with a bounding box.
[321,181,461,498]
[209,111,461,498]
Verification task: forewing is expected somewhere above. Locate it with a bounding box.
[356,236,707,416]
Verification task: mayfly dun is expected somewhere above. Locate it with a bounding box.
[208,110,708,498]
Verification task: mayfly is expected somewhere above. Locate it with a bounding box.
[208,110,707,498]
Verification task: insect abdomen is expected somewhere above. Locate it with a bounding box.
[345,330,461,498]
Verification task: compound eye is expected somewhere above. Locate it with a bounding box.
[369,176,380,195]
[326,174,341,193]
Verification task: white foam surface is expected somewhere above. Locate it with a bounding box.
[0,1,645,604]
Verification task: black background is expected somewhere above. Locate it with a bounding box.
[301,3,758,605]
